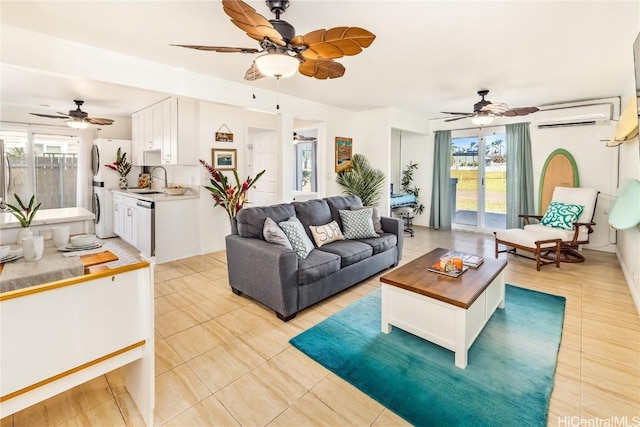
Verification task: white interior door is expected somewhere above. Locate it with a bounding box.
[249,128,278,207]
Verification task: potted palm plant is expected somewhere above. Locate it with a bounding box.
[6,193,41,241]
[335,153,385,206]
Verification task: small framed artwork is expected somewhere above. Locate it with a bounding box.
[335,136,353,172]
[211,148,237,170]
[215,124,234,142]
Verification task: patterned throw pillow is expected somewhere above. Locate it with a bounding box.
[309,221,345,247]
[278,216,315,259]
[339,209,379,239]
[540,202,585,230]
[263,217,293,249]
[351,206,383,234]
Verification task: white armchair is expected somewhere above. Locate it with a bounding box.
[495,187,598,270]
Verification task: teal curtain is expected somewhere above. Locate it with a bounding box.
[429,130,452,230]
[506,123,534,228]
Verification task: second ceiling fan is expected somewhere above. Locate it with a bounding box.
[171,0,376,80]
[442,90,539,124]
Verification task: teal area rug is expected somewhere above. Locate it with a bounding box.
[290,285,565,427]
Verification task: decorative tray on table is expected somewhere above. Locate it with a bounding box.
[428,262,468,278]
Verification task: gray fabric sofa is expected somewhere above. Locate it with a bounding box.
[225,195,403,321]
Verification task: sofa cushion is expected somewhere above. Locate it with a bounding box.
[318,240,373,268]
[358,233,397,254]
[236,203,296,239]
[279,217,315,259]
[326,195,362,229]
[293,199,333,239]
[339,209,379,239]
[298,249,341,285]
[263,217,293,249]
[351,205,383,234]
[309,221,345,247]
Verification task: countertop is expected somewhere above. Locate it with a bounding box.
[110,187,200,202]
[0,207,94,229]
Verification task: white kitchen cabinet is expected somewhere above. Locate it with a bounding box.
[124,196,138,247]
[161,97,198,165]
[113,193,137,247]
[113,194,125,237]
[149,103,162,151]
[130,112,144,166]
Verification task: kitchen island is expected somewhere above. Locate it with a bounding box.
[0,242,154,426]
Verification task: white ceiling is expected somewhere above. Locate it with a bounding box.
[1,1,639,121]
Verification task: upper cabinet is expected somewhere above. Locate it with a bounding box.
[131,97,198,166]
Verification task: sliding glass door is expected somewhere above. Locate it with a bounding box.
[450,127,506,232]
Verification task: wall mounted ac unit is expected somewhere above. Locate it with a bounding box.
[535,101,614,129]
[536,115,610,129]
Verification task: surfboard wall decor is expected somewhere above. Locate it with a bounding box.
[539,148,580,214]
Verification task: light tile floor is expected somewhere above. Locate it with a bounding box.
[2,227,639,426]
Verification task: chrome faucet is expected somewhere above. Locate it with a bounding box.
[150,166,168,189]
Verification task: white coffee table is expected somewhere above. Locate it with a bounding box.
[380,248,507,369]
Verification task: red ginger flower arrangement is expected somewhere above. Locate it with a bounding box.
[199,159,265,222]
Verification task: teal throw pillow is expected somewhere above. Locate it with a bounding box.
[540,202,584,230]
[339,208,379,239]
[279,216,315,259]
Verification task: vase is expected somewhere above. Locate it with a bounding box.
[17,227,33,243]
[119,176,128,190]
[230,218,238,235]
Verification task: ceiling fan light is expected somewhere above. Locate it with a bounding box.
[471,114,495,126]
[255,53,299,78]
[66,118,90,129]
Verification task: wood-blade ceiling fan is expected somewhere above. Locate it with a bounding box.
[171,0,376,80]
[29,100,115,128]
[442,90,539,123]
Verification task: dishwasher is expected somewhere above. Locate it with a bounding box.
[136,200,155,258]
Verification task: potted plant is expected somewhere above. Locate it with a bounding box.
[401,161,425,215]
[199,159,265,232]
[6,193,42,241]
[335,153,385,206]
[105,147,132,189]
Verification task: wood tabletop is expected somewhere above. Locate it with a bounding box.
[380,247,507,309]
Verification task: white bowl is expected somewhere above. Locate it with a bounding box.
[0,245,10,258]
[70,234,96,247]
[164,186,188,196]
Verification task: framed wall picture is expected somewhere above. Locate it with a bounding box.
[335,137,353,172]
[211,148,237,170]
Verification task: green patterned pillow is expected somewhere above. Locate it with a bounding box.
[339,208,379,239]
[540,202,584,230]
[278,216,315,259]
